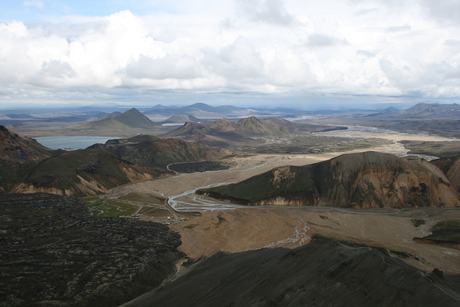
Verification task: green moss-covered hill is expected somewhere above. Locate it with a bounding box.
[197,152,460,209]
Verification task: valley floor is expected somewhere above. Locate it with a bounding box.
[98,131,460,275]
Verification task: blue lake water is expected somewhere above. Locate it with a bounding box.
[35,136,121,150]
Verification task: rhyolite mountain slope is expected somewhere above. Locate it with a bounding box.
[197,151,460,208]
[2,149,170,196]
[122,236,460,307]
[432,156,460,193]
[0,193,183,307]
[0,125,52,160]
[88,135,231,166]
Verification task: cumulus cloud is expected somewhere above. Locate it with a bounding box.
[125,54,202,80]
[0,0,459,104]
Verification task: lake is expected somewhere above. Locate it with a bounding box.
[35,136,121,150]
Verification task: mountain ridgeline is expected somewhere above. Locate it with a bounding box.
[69,108,157,131]
[197,152,460,208]
[123,236,460,307]
[0,126,230,197]
[4,149,170,197]
[0,125,53,160]
[88,135,232,166]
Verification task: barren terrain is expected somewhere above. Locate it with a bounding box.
[99,131,460,275]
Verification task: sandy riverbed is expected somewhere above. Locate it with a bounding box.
[106,133,460,274]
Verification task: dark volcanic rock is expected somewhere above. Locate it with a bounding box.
[0,193,183,306]
[122,236,460,307]
[198,151,460,208]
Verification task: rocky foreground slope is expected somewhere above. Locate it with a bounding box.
[198,151,460,208]
[123,236,460,307]
[0,193,183,307]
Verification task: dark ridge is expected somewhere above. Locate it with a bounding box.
[122,236,460,307]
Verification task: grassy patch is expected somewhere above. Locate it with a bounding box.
[119,192,164,205]
[85,198,138,217]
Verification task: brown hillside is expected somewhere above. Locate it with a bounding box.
[198,152,460,208]
[0,125,52,161]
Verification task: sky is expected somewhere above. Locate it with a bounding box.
[0,0,459,109]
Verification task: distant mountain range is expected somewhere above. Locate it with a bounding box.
[69,108,157,131]
[144,103,247,119]
[367,103,460,120]
[198,151,460,208]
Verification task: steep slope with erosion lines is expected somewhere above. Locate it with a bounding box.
[88,134,232,166]
[198,151,460,208]
[6,149,171,197]
[0,125,53,160]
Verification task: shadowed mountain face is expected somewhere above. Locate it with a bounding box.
[0,125,52,161]
[2,149,170,196]
[123,236,460,307]
[0,193,183,307]
[88,135,232,166]
[432,157,460,193]
[198,152,460,208]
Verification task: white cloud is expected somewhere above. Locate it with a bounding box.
[306,33,348,48]
[23,1,44,8]
[0,0,459,104]
[234,0,297,26]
